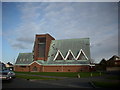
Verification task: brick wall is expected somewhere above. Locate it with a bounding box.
[14,65,90,72]
[43,65,89,72]
[29,62,43,72]
[14,65,30,72]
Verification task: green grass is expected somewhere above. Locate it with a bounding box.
[106,76,120,80]
[16,75,58,80]
[92,81,120,88]
[15,72,103,78]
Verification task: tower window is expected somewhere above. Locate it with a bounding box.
[38,37,46,43]
[37,37,46,57]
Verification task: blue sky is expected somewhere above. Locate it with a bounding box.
[2,2,118,64]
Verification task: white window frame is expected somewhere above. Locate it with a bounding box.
[53,50,65,61]
[76,49,88,60]
[65,50,76,60]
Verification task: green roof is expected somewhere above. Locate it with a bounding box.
[15,38,91,66]
[15,53,33,65]
[46,38,91,65]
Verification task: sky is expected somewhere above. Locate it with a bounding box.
[1,1,119,64]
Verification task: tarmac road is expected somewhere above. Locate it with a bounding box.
[2,72,120,89]
[2,78,71,88]
[1,77,93,88]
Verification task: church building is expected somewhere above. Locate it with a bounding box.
[14,34,92,72]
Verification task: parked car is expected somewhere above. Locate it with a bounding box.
[0,63,15,81]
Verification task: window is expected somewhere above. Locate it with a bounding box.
[26,59,29,61]
[54,50,64,60]
[56,53,64,60]
[20,59,22,61]
[38,37,46,57]
[38,37,46,43]
[32,66,37,71]
[115,62,117,65]
[23,59,25,61]
[76,49,88,60]
[66,53,74,60]
[65,50,75,60]
[20,66,26,68]
[68,69,71,72]
[38,44,46,57]
[77,52,87,60]
[116,58,119,60]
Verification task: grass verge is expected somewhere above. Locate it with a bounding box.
[15,72,103,78]
[16,75,59,80]
[92,81,120,88]
[106,76,120,80]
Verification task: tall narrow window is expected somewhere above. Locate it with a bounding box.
[66,52,74,60]
[77,51,87,60]
[38,37,46,57]
[65,50,75,60]
[55,52,64,60]
[54,50,64,60]
[76,49,88,60]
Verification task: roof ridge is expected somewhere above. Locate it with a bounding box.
[53,38,89,41]
[19,53,33,54]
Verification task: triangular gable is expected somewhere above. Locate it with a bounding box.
[53,50,65,61]
[29,61,42,66]
[76,49,88,60]
[65,50,76,60]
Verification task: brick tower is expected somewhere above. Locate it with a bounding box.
[33,34,55,61]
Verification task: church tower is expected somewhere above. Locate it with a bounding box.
[33,34,55,61]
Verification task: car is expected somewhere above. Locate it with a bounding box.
[0,63,15,81]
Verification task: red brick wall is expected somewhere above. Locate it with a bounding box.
[14,65,30,72]
[43,65,89,72]
[14,64,90,72]
[29,62,43,72]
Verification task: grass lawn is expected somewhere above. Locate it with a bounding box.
[16,75,59,80]
[15,72,103,78]
[92,81,120,88]
[106,76,120,80]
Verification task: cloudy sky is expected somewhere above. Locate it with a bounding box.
[2,1,118,64]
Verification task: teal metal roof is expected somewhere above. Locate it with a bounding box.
[15,38,91,66]
[35,60,46,64]
[15,53,33,65]
[46,38,91,65]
